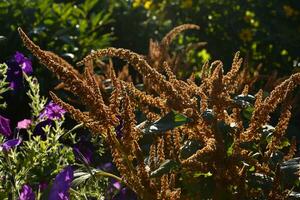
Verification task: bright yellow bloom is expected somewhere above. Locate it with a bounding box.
[133,0,142,8]
[144,1,152,9]
[239,28,253,42]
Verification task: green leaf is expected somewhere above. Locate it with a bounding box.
[233,94,255,108]
[150,159,180,178]
[142,110,192,134]
[72,171,91,187]
[289,192,300,199]
[242,105,254,120]
[247,173,273,190]
[193,171,212,178]
[201,109,214,122]
[281,157,300,185]
[226,142,234,157]
[278,137,290,149]
[239,141,257,152]
[180,139,202,159]
[269,151,284,167]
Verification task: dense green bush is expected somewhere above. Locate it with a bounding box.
[0,0,113,62]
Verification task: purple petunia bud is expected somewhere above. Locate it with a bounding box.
[0,138,22,151]
[18,184,35,200]
[49,166,74,200]
[0,115,12,137]
[6,52,32,91]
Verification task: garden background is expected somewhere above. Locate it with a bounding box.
[0,0,300,199]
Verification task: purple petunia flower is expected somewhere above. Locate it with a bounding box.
[14,52,32,75]
[0,138,22,151]
[17,119,32,130]
[0,115,12,137]
[18,184,35,200]
[39,101,66,120]
[33,101,65,140]
[6,52,32,91]
[73,141,93,164]
[49,166,74,200]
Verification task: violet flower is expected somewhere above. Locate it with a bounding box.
[18,184,35,200]
[33,101,65,140]
[14,52,32,75]
[73,140,93,164]
[0,138,22,151]
[17,119,32,130]
[6,52,32,91]
[39,101,66,120]
[0,114,12,137]
[49,166,74,200]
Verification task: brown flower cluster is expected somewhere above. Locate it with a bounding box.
[18,24,300,199]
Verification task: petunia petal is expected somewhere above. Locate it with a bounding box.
[18,184,35,200]
[17,119,32,129]
[49,166,74,200]
[0,115,12,137]
[39,101,66,120]
[1,138,22,151]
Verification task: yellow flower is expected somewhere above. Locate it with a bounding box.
[144,0,152,10]
[243,10,255,22]
[181,0,193,8]
[283,5,295,17]
[133,0,142,8]
[239,28,253,42]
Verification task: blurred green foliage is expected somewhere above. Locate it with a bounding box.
[0,0,114,95]
[111,0,300,75]
[1,0,299,76]
[0,0,113,62]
